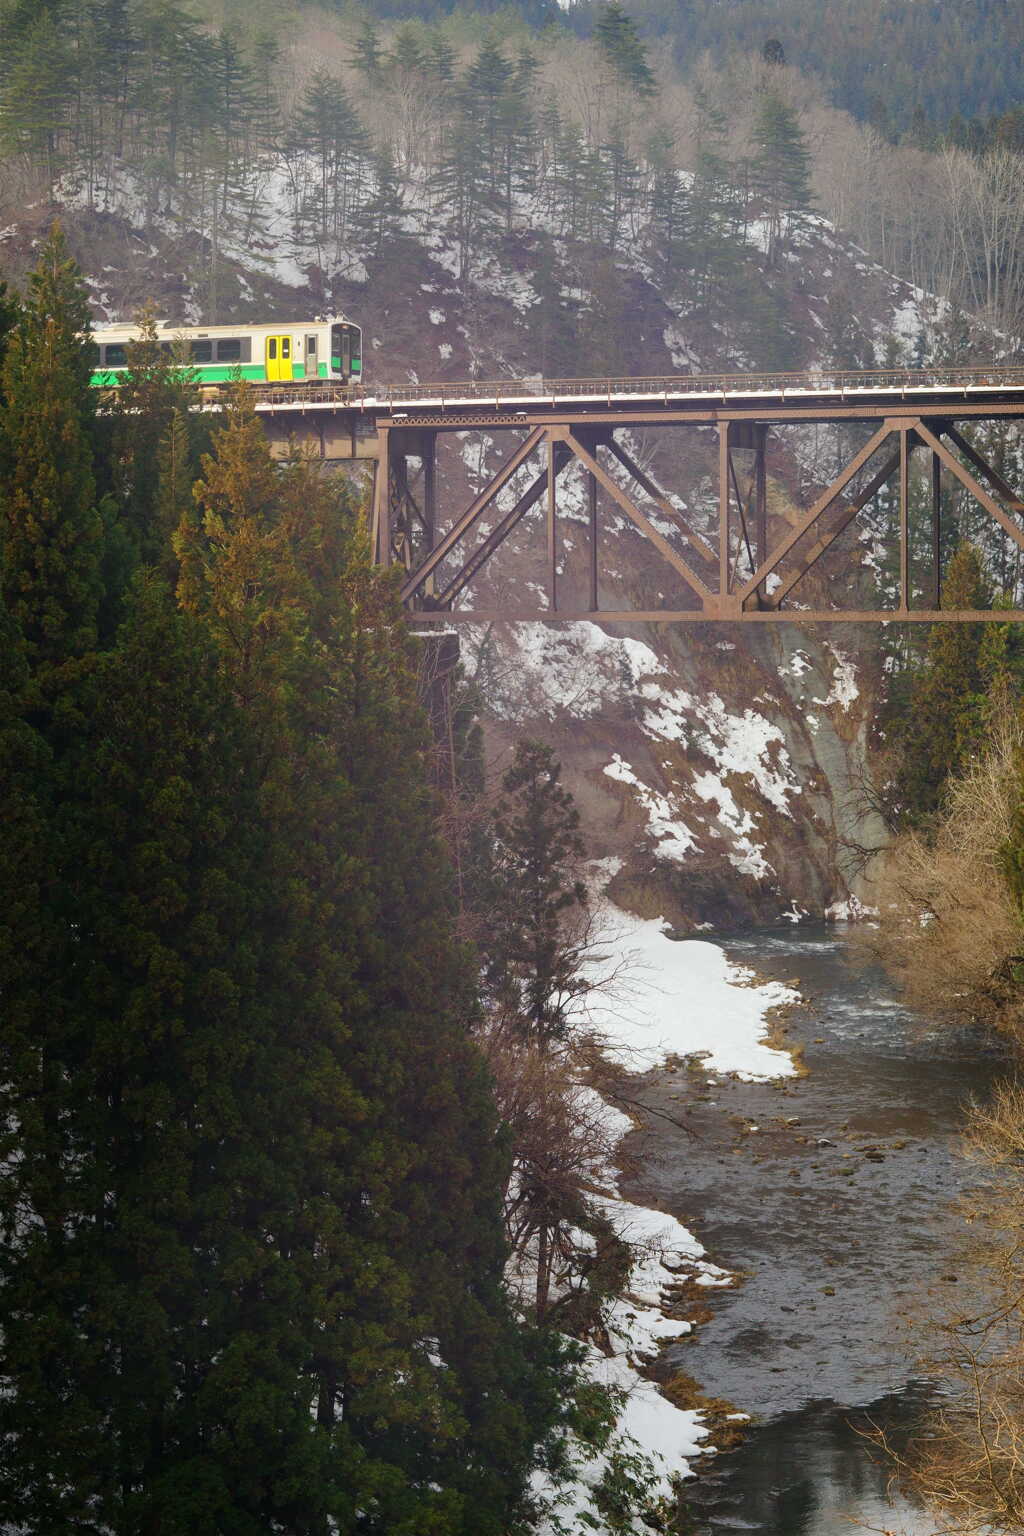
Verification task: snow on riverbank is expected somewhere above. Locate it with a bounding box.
[535,906,798,1533]
[585,906,799,1081]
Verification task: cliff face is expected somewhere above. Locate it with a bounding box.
[0,181,922,923]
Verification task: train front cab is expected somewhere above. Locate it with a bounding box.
[331,322,362,384]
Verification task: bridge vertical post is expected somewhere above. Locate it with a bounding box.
[755,425,767,604]
[374,425,391,566]
[587,448,598,613]
[899,427,910,611]
[931,449,942,609]
[718,421,731,598]
[423,431,437,596]
[547,429,558,612]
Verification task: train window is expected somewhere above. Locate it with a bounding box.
[215,337,250,362]
[87,342,101,367]
[190,340,213,362]
[103,343,127,367]
[159,341,173,354]
[281,337,290,358]
[268,338,277,359]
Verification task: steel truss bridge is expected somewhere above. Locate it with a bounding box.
[250,366,1024,624]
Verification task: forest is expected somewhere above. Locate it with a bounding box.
[0,228,690,1532]
[1,0,1024,353]
[7,2,1024,1534]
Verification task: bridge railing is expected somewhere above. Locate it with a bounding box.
[249,365,1024,410]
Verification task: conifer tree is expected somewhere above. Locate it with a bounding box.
[892,542,993,823]
[0,224,103,670]
[750,90,812,265]
[105,310,202,567]
[352,145,407,264]
[593,1,656,97]
[177,395,568,1532]
[486,740,591,1046]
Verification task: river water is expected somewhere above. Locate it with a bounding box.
[620,925,1008,1536]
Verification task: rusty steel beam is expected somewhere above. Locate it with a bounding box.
[931,450,942,609]
[417,608,1024,624]
[755,425,767,597]
[372,425,390,565]
[762,450,901,610]
[899,427,910,611]
[400,426,546,602]
[437,453,570,606]
[914,422,1024,554]
[941,424,1024,513]
[547,434,558,611]
[736,423,896,604]
[562,429,714,605]
[603,436,717,565]
[718,422,730,595]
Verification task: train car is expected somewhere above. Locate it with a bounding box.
[88,316,363,388]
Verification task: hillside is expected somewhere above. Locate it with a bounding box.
[2,0,1021,922]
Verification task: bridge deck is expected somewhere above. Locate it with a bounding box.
[248,365,1024,421]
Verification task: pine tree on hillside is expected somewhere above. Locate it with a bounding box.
[0,225,103,671]
[179,396,569,1531]
[750,90,812,265]
[892,542,994,824]
[0,7,75,189]
[486,741,592,1046]
[593,1,657,97]
[351,145,407,264]
[351,17,383,80]
[292,70,369,252]
[0,578,307,1533]
[104,309,203,568]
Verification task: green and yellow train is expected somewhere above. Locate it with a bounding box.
[89,316,363,389]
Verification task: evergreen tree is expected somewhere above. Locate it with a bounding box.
[177,395,568,1532]
[104,310,203,567]
[486,740,590,1046]
[0,225,103,671]
[750,90,812,265]
[891,543,994,824]
[351,18,383,81]
[0,6,75,189]
[292,70,368,251]
[352,145,407,264]
[593,1,656,98]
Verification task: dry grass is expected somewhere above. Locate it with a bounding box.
[879,1081,1024,1534]
[864,709,1024,1039]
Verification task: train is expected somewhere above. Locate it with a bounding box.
[88,315,363,389]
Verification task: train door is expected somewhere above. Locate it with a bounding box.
[304,333,319,379]
[264,334,292,382]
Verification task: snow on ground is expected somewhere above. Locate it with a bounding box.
[470,622,801,883]
[533,901,797,1533]
[583,904,798,1081]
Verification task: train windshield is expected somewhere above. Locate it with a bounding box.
[330,323,362,380]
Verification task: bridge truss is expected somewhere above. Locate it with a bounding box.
[251,367,1024,623]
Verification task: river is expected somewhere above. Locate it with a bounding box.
[620,924,1008,1536]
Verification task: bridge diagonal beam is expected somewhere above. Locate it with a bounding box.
[400,427,546,602]
[439,448,571,606]
[737,424,895,605]
[941,425,1024,513]
[603,436,718,565]
[764,450,901,609]
[914,422,1024,554]
[563,430,713,605]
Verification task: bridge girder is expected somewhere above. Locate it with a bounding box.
[248,370,1024,624]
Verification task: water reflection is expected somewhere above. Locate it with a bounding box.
[619,926,1002,1536]
[685,1389,938,1536]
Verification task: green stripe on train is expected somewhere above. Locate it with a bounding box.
[89,361,334,387]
